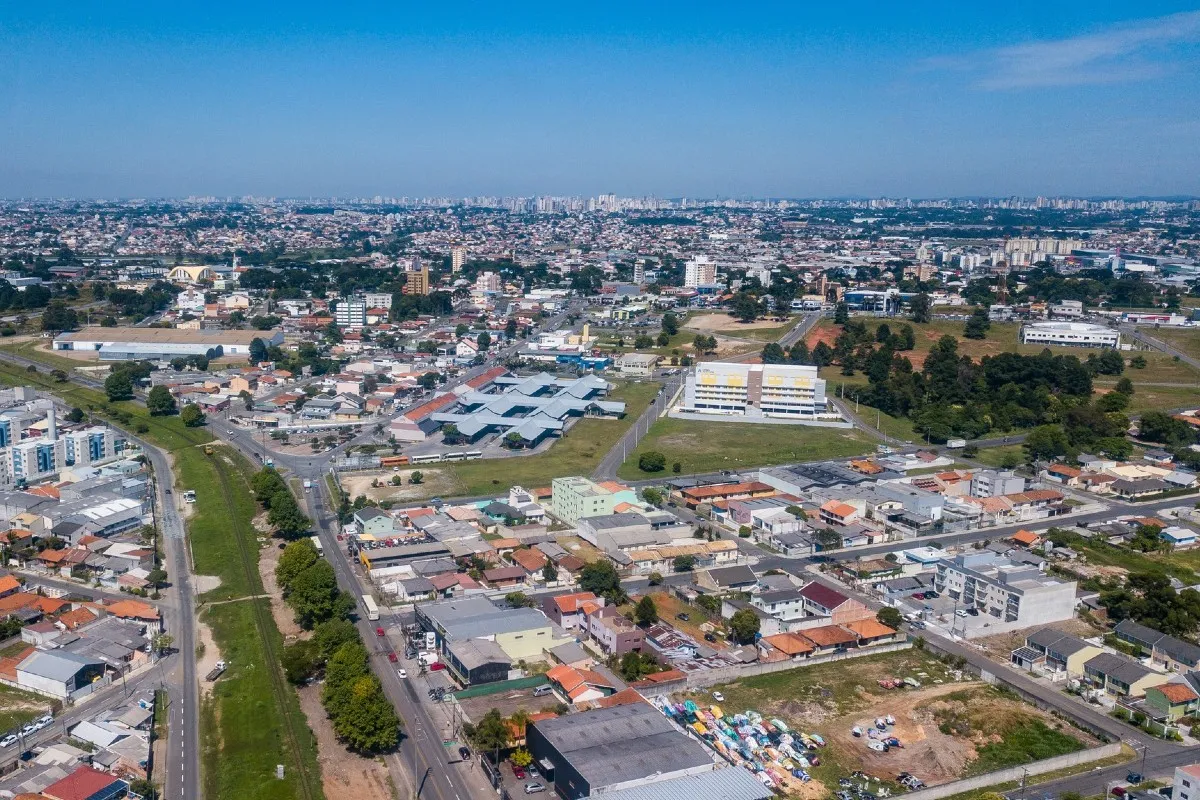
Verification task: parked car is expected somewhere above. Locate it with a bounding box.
[704,633,717,643]
[459,746,471,761]
[513,766,526,780]
[676,613,690,621]
[0,735,16,748]
[1112,787,1127,797]
[1128,773,1144,785]
[924,591,939,599]
[954,609,967,618]
[397,669,407,679]
[711,691,725,702]
[966,607,980,616]
[525,784,546,795]
[911,593,926,600]
[429,662,445,671]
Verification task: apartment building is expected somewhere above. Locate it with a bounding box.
[404,267,431,295]
[935,552,1077,634]
[683,256,716,287]
[550,477,630,524]
[680,362,831,421]
[334,299,367,328]
[1020,322,1120,348]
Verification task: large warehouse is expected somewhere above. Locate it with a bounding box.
[53,327,284,361]
[1019,321,1120,348]
[526,702,715,799]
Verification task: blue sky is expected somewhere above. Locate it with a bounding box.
[2,2,1199,198]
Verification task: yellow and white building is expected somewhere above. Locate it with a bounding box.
[680,361,834,421]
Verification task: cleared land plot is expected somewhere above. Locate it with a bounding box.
[1134,327,1200,360]
[687,650,1090,794]
[617,419,875,479]
[971,445,1025,469]
[0,683,51,735]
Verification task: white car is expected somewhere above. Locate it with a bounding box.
[397,669,408,679]
[711,691,725,702]
[0,735,16,748]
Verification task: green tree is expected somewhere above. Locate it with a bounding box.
[638,451,667,472]
[268,492,311,539]
[814,527,842,551]
[66,407,85,423]
[635,595,658,626]
[511,747,533,768]
[1131,354,1147,369]
[288,560,345,628]
[464,708,510,759]
[409,470,423,485]
[578,559,625,603]
[642,487,664,506]
[331,675,400,752]
[834,302,850,325]
[505,591,535,608]
[146,385,177,416]
[249,337,269,363]
[963,307,990,340]
[876,606,904,629]
[761,342,786,363]
[282,639,322,684]
[180,403,205,427]
[1023,424,1071,462]
[104,371,134,402]
[542,561,558,583]
[661,312,679,336]
[673,554,697,572]
[477,331,491,351]
[313,618,360,659]
[729,608,761,644]
[276,539,320,590]
[909,293,932,323]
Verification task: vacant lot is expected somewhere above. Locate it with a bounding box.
[1140,326,1200,360]
[618,418,875,479]
[688,650,1091,794]
[340,468,463,503]
[0,683,50,735]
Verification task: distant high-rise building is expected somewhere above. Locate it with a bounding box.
[403,268,431,296]
[475,271,501,293]
[684,256,716,287]
[451,246,467,273]
[335,299,367,327]
[632,262,645,285]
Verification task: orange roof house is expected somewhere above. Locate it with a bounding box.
[510,548,548,574]
[103,599,161,622]
[1010,529,1041,547]
[0,575,21,597]
[841,619,898,642]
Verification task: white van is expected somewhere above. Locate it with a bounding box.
[418,652,439,666]
[533,685,554,697]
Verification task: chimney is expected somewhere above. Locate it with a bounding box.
[47,406,57,442]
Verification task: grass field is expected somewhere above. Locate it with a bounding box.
[432,380,662,495]
[0,340,91,372]
[1133,327,1200,360]
[617,418,875,479]
[185,446,264,601]
[201,600,324,800]
[1099,382,1199,414]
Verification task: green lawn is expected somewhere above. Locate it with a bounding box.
[201,600,323,800]
[185,445,264,602]
[0,340,92,372]
[617,418,875,479]
[1134,327,1200,360]
[1100,382,1199,414]
[435,380,663,495]
[972,444,1025,468]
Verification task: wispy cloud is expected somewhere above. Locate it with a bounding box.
[939,11,1200,90]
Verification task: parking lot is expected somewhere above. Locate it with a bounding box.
[499,758,550,797]
[895,589,1006,637]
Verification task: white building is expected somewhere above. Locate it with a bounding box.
[451,246,467,273]
[684,256,716,288]
[1049,300,1085,318]
[679,362,835,421]
[934,552,1077,637]
[362,292,393,310]
[1020,321,1120,348]
[335,299,367,328]
[475,272,501,293]
[1172,764,1200,800]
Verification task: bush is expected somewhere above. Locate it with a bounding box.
[638,451,667,472]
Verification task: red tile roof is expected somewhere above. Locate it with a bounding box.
[44,766,124,800]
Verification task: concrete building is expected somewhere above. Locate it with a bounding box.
[526,702,714,800]
[680,362,832,421]
[451,246,467,273]
[1173,764,1200,800]
[551,477,629,524]
[53,327,284,361]
[592,767,772,800]
[415,595,568,667]
[970,470,1025,498]
[683,256,716,288]
[404,266,431,295]
[1013,628,1102,676]
[615,353,660,377]
[934,552,1077,635]
[1020,321,1120,348]
[335,299,367,328]
[16,650,107,699]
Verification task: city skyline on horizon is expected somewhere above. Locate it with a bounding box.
[3,2,1199,198]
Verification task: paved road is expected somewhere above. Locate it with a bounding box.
[1122,325,1200,373]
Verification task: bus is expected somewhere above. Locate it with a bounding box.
[310,536,324,558]
[362,596,380,621]
[410,453,443,464]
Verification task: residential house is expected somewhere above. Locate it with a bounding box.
[542,592,602,631]
[1083,652,1169,698]
[1144,683,1200,722]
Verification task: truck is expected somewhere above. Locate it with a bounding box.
[945,438,967,449]
[303,479,312,492]
[206,661,228,681]
[424,631,436,651]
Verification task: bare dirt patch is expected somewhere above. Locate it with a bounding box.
[257,540,303,639]
[339,469,461,503]
[685,313,794,334]
[192,575,222,594]
[296,683,395,800]
[194,618,222,700]
[975,618,1101,663]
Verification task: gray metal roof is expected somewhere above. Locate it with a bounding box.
[533,703,712,790]
[594,767,768,800]
[18,649,104,682]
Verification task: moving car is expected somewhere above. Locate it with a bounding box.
[375,627,385,637]
[397,669,407,679]
[459,746,471,760]
[1128,773,1144,785]
[387,652,398,663]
